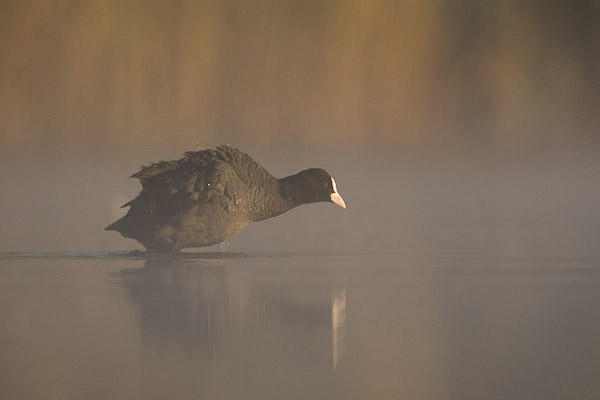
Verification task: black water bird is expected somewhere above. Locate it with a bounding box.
[106,145,346,252]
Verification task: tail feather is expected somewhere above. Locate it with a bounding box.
[105,217,126,232]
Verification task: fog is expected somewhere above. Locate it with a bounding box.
[1,151,599,255]
[1,2,600,399]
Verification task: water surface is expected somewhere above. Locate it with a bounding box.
[1,251,599,400]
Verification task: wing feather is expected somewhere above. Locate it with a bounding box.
[123,146,257,211]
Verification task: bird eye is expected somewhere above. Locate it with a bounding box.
[324,182,329,188]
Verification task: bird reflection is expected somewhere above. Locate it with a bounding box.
[114,258,227,359]
[112,256,347,371]
[332,288,347,371]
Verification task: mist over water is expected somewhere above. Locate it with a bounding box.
[1,151,598,255]
[1,1,600,399]
[2,151,599,399]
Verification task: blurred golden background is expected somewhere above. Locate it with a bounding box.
[1,0,598,161]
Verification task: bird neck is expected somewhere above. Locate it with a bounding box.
[244,175,301,222]
[278,173,310,206]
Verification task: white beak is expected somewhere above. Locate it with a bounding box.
[330,177,346,209]
[330,192,346,209]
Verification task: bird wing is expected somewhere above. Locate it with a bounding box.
[124,148,245,212]
[130,160,179,181]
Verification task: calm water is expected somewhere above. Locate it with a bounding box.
[1,251,599,400]
[1,156,599,399]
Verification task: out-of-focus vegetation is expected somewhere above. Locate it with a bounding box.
[1,0,598,158]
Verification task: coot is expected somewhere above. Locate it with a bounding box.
[106,145,346,252]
